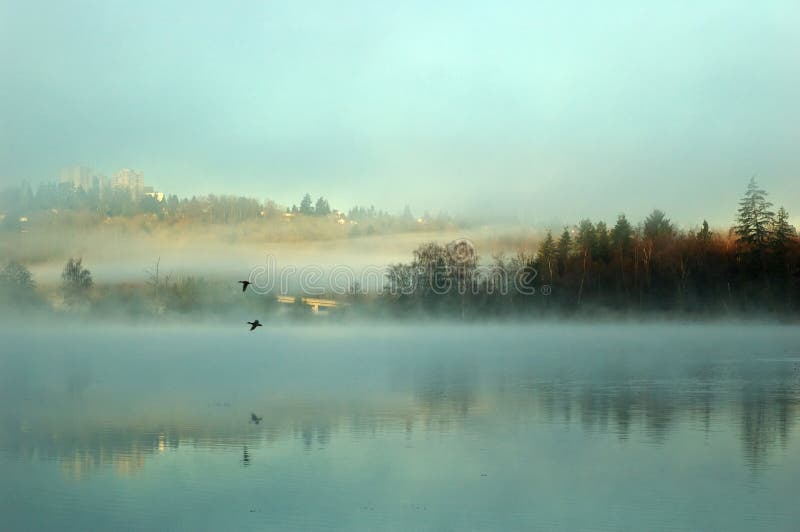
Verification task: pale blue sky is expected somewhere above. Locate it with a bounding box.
[1,0,798,225]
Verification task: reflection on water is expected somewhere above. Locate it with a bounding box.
[1,324,799,530]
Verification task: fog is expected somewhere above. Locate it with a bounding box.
[6,224,537,284]
[2,323,800,530]
[2,1,799,529]
[3,216,798,324]
[4,322,799,464]
[1,221,548,323]
[2,1,799,224]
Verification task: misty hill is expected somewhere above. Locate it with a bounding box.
[0,182,457,238]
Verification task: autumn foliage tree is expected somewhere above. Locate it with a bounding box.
[383,179,799,318]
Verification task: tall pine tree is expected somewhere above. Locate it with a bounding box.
[735,177,774,250]
[611,214,633,257]
[536,231,557,282]
[771,206,796,256]
[299,193,314,215]
[556,227,572,275]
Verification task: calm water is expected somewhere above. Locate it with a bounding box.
[1,323,799,531]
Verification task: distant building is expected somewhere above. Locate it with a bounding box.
[60,166,95,191]
[95,175,110,195]
[142,186,163,202]
[112,168,145,198]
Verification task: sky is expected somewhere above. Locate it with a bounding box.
[1,0,798,227]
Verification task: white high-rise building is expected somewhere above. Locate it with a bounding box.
[112,168,145,197]
[60,166,94,190]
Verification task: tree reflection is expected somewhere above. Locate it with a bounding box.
[0,355,798,478]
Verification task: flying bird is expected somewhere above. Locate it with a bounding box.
[247,320,262,331]
[250,413,263,424]
[238,280,251,292]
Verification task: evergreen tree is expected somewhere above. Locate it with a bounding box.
[698,220,712,242]
[771,206,796,255]
[611,214,633,256]
[556,227,572,274]
[574,219,596,256]
[735,177,774,250]
[595,221,610,263]
[314,196,331,216]
[644,209,673,240]
[299,193,314,215]
[536,231,557,281]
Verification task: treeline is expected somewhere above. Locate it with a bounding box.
[2,178,798,319]
[0,256,283,319]
[0,181,277,226]
[380,178,799,317]
[0,183,445,229]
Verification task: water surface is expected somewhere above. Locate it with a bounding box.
[1,323,799,531]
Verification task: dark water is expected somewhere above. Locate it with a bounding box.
[1,323,799,531]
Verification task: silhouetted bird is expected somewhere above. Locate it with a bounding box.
[238,280,251,292]
[247,320,262,331]
[250,413,263,424]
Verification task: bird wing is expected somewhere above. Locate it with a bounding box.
[249,323,257,331]
[242,283,247,292]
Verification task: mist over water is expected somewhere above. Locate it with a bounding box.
[2,1,799,529]
[6,224,532,285]
[2,323,799,531]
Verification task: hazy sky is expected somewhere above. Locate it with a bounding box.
[1,1,798,226]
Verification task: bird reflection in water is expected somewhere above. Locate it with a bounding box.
[242,446,250,466]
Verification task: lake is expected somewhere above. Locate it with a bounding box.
[1,323,799,531]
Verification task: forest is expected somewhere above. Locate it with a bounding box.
[0,183,450,234]
[1,178,797,319]
[381,178,798,317]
